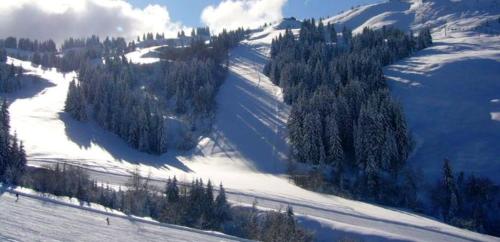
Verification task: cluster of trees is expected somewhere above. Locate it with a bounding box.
[267,20,500,236]
[192,27,211,37]
[0,100,27,185]
[23,164,231,230]
[157,59,222,116]
[56,36,132,72]
[61,35,130,55]
[266,20,432,205]
[22,164,313,241]
[64,80,87,121]
[69,58,167,154]
[2,35,136,72]
[159,177,231,229]
[430,159,500,235]
[157,28,248,114]
[65,28,247,154]
[0,37,59,70]
[138,32,166,42]
[298,19,338,44]
[0,37,18,49]
[0,37,56,53]
[0,56,23,93]
[0,48,6,63]
[231,203,314,241]
[30,49,99,73]
[18,38,57,52]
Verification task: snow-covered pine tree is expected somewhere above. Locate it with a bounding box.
[213,184,231,229]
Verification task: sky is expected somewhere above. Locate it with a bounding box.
[129,0,378,26]
[0,0,379,43]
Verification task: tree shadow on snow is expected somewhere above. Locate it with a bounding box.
[59,112,192,173]
[1,75,55,101]
[195,44,290,174]
[386,46,500,182]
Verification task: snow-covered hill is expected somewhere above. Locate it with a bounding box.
[322,0,500,182]
[0,187,244,242]
[387,31,500,182]
[325,0,500,35]
[6,40,498,242]
[3,0,500,241]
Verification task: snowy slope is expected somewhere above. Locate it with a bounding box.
[386,31,500,181]
[125,45,164,64]
[322,0,500,182]
[325,0,500,35]
[6,37,499,242]
[3,1,500,240]
[0,187,244,242]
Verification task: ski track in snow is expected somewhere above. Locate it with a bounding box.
[0,187,244,242]
[3,0,500,240]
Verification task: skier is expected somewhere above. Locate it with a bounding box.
[106,217,110,226]
[15,193,19,202]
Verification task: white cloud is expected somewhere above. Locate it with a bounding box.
[0,0,184,43]
[201,0,288,33]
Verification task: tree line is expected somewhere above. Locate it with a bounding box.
[1,35,136,72]
[0,37,57,53]
[20,164,313,241]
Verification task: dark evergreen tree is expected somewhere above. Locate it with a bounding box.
[0,48,6,63]
[213,184,231,229]
[166,176,180,203]
[0,100,26,184]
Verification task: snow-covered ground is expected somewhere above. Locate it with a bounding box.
[323,0,500,182]
[0,187,245,242]
[3,0,500,241]
[386,31,500,181]
[325,0,500,35]
[6,39,498,242]
[125,45,164,64]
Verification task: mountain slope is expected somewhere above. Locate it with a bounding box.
[323,0,500,182]
[326,0,500,34]
[6,36,499,242]
[0,188,243,242]
[3,0,500,240]
[386,31,500,181]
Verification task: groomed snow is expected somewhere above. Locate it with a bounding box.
[3,0,500,240]
[0,187,245,242]
[5,40,498,242]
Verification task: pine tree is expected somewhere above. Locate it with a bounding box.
[0,48,6,63]
[328,23,337,43]
[202,180,215,229]
[302,111,324,165]
[442,159,459,222]
[326,115,344,185]
[342,26,352,46]
[213,184,231,229]
[166,176,179,203]
[65,80,87,121]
